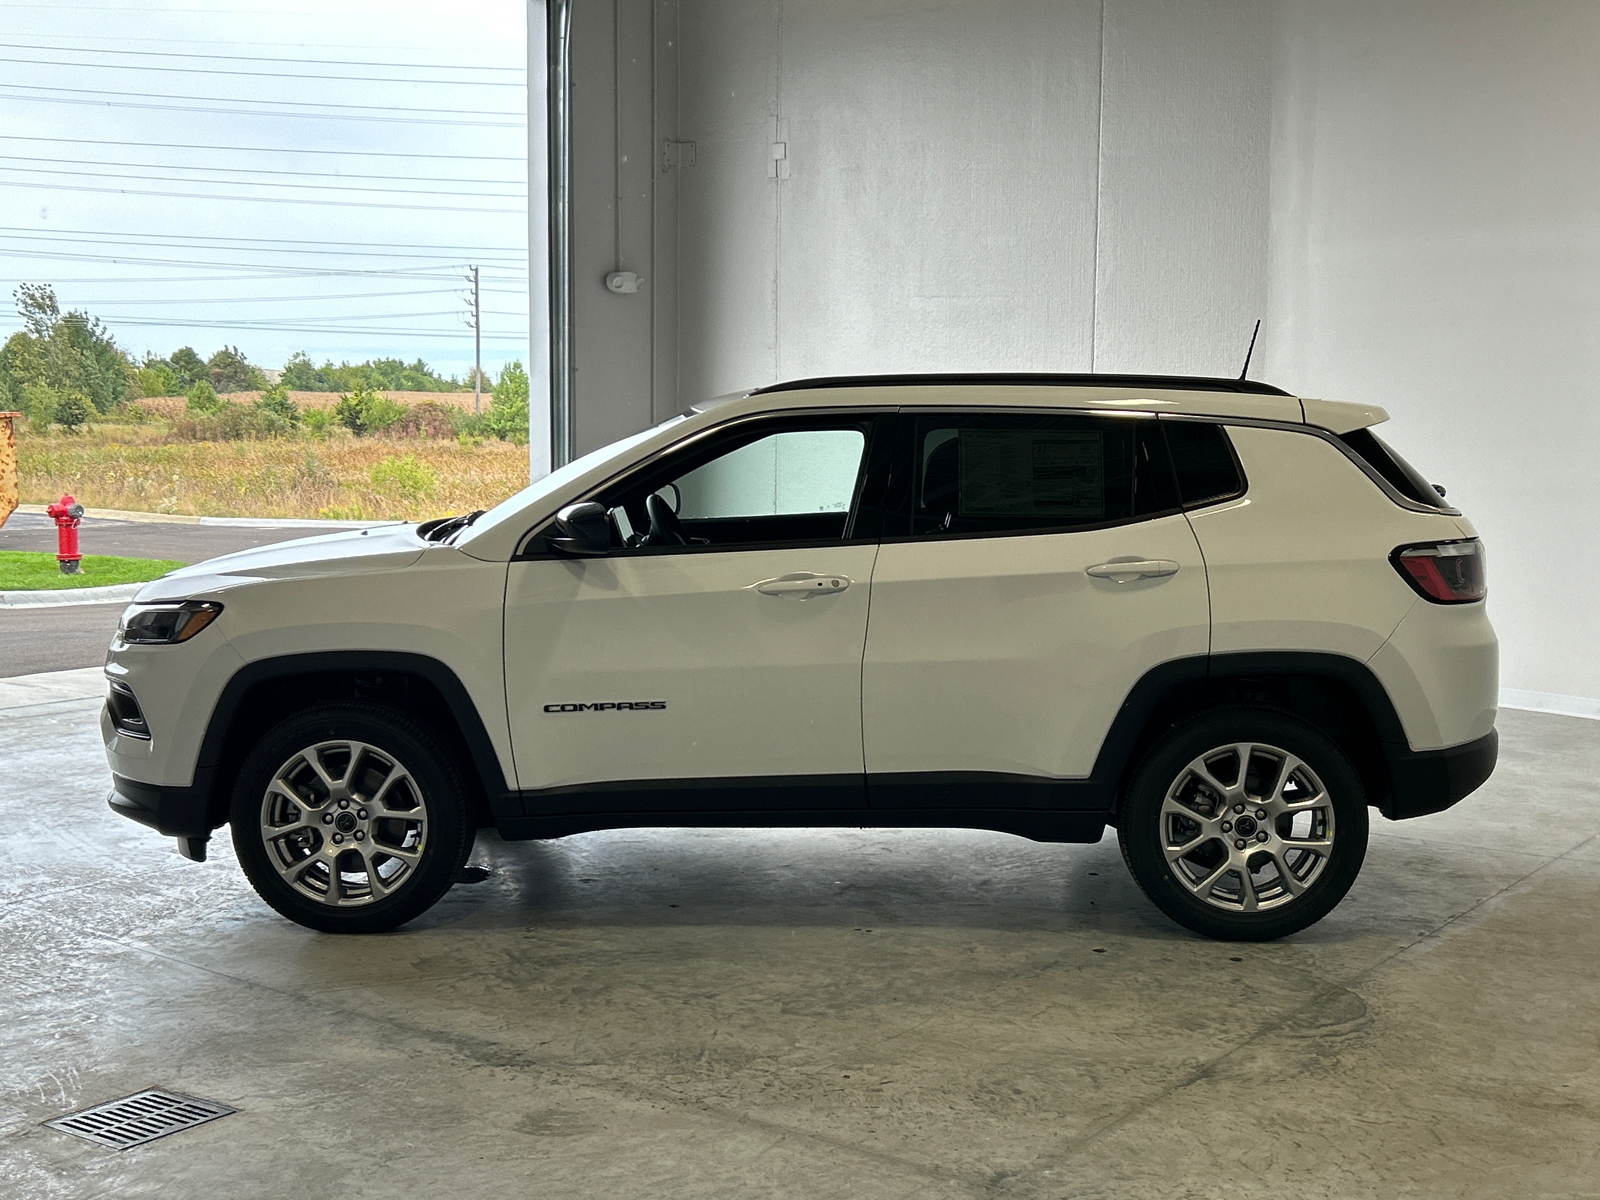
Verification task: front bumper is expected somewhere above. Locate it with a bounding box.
[1380,728,1498,820]
[108,769,222,839]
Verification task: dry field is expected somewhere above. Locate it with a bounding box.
[17,424,531,521]
[136,391,486,419]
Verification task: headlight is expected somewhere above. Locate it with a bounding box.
[118,601,224,645]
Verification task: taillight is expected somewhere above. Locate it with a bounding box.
[1391,539,1486,604]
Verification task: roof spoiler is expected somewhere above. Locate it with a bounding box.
[1299,398,1389,435]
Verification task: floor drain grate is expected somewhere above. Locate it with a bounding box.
[44,1090,236,1150]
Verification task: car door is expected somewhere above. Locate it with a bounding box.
[862,409,1210,809]
[503,411,890,811]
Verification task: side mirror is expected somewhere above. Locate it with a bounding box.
[548,502,610,556]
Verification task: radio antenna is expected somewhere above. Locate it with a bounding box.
[1239,318,1261,381]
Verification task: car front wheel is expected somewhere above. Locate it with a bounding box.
[230,703,473,933]
[1118,708,1369,941]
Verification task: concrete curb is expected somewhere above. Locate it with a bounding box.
[0,582,146,608]
[15,504,200,525]
[198,516,400,529]
[14,503,395,530]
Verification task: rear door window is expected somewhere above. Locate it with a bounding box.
[1162,420,1246,509]
[895,412,1177,538]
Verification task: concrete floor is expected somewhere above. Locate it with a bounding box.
[1,669,1596,1199]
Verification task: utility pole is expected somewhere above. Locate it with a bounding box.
[470,265,482,416]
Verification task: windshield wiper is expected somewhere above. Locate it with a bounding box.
[417,510,484,543]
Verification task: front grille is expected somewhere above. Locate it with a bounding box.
[44,1090,235,1149]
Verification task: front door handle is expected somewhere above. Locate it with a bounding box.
[1085,559,1180,582]
[752,572,852,598]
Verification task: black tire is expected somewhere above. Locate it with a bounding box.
[230,702,474,934]
[1118,707,1369,941]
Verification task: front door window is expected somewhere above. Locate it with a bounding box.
[603,423,870,551]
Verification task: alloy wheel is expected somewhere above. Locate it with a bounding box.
[258,739,429,907]
[1159,741,1335,912]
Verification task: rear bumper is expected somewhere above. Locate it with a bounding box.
[108,771,221,839]
[1380,728,1498,820]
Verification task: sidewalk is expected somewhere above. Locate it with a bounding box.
[0,666,105,711]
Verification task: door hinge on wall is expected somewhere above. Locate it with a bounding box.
[662,139,697,172]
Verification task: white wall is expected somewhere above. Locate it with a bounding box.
[772,0,1103,382]
[669,0,1277,399]
[1262,0,1600,706]
[554,0,1600,704]
[1094,0,1273,374]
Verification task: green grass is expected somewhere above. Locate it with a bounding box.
[0,550,186,591]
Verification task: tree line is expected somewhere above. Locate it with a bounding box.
[0,284,487,432]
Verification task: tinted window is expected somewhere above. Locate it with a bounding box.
[1339,428,1449,510]
[902,413,1176,537]
[601,420,872,550]
[1164,421,1245,508]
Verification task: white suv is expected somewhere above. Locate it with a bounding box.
[102,375,1498,941]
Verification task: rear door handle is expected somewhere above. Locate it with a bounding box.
[1085,559,1180,582]
[752,572,852,598]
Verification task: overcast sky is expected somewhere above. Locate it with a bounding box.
[0,0,528,384]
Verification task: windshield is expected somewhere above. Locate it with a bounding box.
[454,415,688,547]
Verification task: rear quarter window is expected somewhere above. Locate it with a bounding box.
[1338,428,1450,510]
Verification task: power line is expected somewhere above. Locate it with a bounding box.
[2,32,520,59]
[0,90,523,128]
[0,53,524,87]
[0,133,524,161]
[53,287,486,305]
[3,272,528,284]
[0,246,527,269]
[0,4,393,15]
[2,154,522,188]
[0,225,527,255]
[90,315,530,341]
[102,309,485,324]
[0,248,525,277]
[0,81,521,117]
[0,32,461,52]
[0,179,525,214]
[0,39,523,71]
[0,163,524,200]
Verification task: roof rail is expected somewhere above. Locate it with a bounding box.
[752,372,1295,397]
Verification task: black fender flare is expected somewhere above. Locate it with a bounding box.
[1088,651,1418,816]
[192,650,512,827]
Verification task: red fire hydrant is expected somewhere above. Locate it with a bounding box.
[46,493,85,574]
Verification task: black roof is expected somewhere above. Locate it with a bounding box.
[752,373,1294,397]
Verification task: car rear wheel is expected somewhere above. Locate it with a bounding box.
[230,703,474,933]
[1118,708,1369,941]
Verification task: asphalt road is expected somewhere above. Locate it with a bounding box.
[0,512,319,562]
[1,514,324,678]
[0,603,128,678]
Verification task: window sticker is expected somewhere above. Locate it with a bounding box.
[959,429,1105,517]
